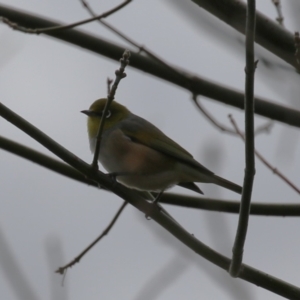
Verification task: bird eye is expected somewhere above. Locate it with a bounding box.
[102,110,111,118]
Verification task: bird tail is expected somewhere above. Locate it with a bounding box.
[212,175,242,194]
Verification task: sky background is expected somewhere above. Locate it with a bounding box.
[1,0,300,299]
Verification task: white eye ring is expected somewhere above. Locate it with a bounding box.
[105,110,111,118]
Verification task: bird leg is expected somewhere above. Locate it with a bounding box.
[152,190,164,205]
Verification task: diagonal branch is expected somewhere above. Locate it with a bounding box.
[1,5,300,127]
[1,103,300,298]
[0,0,131,33]
[192,94,273,136]
[91,50,130,168]
[80,0,187,81]
[229,115,300,194]
[2,135,300,216]
[56,201,128,274]
[191,0,296,69]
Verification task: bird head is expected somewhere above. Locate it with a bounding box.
[81,98,130,139]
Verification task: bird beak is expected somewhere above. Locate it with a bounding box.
[81,110,91,116]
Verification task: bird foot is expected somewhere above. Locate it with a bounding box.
[145,191,163,219]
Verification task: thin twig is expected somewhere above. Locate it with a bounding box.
[192,94,236,135]
[80,0,187,82]
[56,201,128,274]
[3,134,300,216]
[91,50,130,169]
[254,120,273,135]
[192,94,273,136]
[107,77,113,95]
[229,0,256,277]
[1,6,299,127]
[271,0,284,27]
[2,134,300,216]
[229,115,300,194]
[0,0,131,33]
[1,104,300,298]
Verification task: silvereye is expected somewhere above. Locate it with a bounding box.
[81,99,242,198]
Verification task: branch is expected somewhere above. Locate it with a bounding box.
[2,135,300,216]
[229,0,256,277]
[91,50,130,168]
[192,95,273,136]
[1,104,300,298]
[229,115,300,194]
[56,201,128,274]
[294,32,300,65]
[191,0,296,69]
[80,0,187,81]
[160,194,300,216]
[1,134,300,216]
[1,5,300,127]
[0,0,131,33]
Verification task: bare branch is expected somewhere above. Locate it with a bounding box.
[161,193,300,216]
[254,121,273,135]
[191,0,296,69]
[229,0,256,277]
[56,201,128,274]
[80,0,187,83]
[1,103,300,298]
[229,115,300,194]
[192,94,237,134]
[91,50,130,169]
[1,5,300,127]
[107,77,113,95]
[2,135,300,216]
[294,31,300,65]
[0,0,131,33]
[192,95,273,136]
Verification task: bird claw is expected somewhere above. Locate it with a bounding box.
[144,198,162,220]
[152,191,163,205]
[107,172,119,187]
[107,172,117,181]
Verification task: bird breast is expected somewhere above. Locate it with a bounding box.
[92,128,182,191]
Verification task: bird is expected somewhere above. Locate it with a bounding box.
[81,99,242,201]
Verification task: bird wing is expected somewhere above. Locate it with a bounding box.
[119,114,214,176]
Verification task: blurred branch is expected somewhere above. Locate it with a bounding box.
[44,237,68,300]
[272,0,284,27]
[133,254,189,300]
[230,0,256,277]
[1,5,300,127]
[2,135,300,216]
[56,201,128,274]
[1,104,300,298]
[191,0,296,69]
[192,95,273,136]
[192,95,237,134]
[229,115,300,195]
[0,226,40,300]
[254,121,273,135]
[161,193,300,216]
[0,0,131,33]
[81,0,187,80]
[294,32,300,65]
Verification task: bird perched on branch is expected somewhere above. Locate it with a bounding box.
[82,99,242,202]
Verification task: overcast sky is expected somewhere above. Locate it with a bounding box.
[1,1,300,299]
